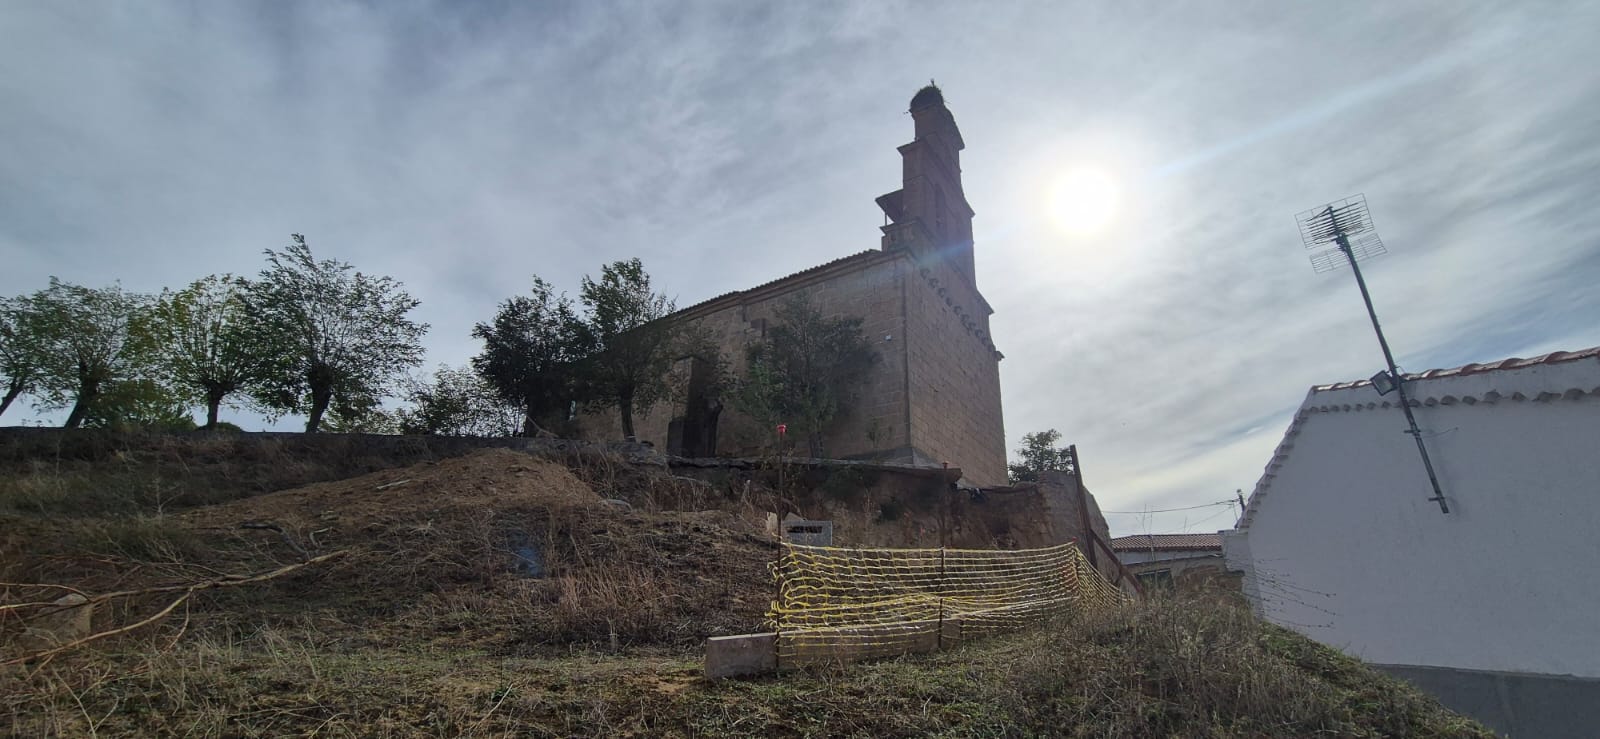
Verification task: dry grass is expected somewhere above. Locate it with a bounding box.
[0,434,1492,737]
[1,593,1492,737]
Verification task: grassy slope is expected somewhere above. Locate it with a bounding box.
[4,599,1492,737]
[2,442,1491,737]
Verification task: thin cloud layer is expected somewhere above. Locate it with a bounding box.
[3,2,1596,534]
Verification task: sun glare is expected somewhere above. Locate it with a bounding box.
[1049,167,1121,237]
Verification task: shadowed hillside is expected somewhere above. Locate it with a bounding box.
[2,438,1491,737]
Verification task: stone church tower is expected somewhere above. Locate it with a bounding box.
[578,85,1008,484]
[876,84,978,287]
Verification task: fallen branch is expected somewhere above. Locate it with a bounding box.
[374,478,412,491]
[7,592,194,667]
[239,521,311,559]
[1,550,349,666]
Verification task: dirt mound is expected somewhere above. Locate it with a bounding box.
[4,448,778,660]
[181,447,604,538]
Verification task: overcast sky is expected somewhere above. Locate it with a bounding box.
[4,2,1597,535]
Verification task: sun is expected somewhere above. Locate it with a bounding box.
[1048,167,1122,237]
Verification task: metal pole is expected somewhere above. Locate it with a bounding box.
[1335,227,1450,514]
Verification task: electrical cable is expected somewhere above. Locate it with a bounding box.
[1102,499,1234,515]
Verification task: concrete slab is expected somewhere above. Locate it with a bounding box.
[939,617,963,647]
[704,632,777,680]
[778,623,940,669]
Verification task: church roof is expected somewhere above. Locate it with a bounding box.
[670,250,897,321]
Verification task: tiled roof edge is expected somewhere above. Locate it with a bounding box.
[1311,346,1600,393]
[1237,347,1600,531]
[669,250,898,321]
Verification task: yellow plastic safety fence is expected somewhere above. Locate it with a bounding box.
[765,542,1129,664]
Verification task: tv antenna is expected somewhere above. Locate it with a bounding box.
[1297,194,1449,514]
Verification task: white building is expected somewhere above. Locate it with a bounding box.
[1223,347,1600,738]
[1110,533,1229,590]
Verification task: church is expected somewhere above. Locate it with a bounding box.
[579,85,1008,485]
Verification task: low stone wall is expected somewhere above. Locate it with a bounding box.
[667,457,1116,578]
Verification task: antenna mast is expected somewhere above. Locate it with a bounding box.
[1297,195,1449,514]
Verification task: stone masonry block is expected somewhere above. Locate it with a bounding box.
[705,632,777,679]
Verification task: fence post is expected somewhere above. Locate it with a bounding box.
[936,546,946,649]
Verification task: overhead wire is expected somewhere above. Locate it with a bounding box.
[1102,499,1235,515]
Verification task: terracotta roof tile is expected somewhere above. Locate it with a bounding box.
[1312,346,1600,393]
[671,250,891,319]
[1111,533,1223,552]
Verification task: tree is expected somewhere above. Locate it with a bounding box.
[0,295,47,418]
[577,258,677,439]
[733,295,877,458]
[21,279,157,428]
[150,275,265,429]
[320,391,399,434]
[79,377,198,432]
[472,277,591,436]
[241,235,427,433]
[1008,428,1074,484]
[397,364,522,437]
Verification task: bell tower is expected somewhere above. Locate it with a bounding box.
[875,84,977,287]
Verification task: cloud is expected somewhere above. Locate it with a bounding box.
[3,1,1597,533]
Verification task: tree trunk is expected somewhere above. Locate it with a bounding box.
[807,430,824,459]
[63,380,99,429]
[522,409,538,438]
[305,385,332,433]
[0,379,23,418]
[204,388,225,430]
[619,392,635,440]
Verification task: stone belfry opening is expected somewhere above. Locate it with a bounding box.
[875,83,978,288]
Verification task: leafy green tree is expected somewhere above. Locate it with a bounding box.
[320,391,399,434]
[398,364,521,437]
[241,235,428,433]
[733,295,877,458]
[577,258,677,439]
[150,275,265,429]
[0,295,48,418]
[21,279,157,428]
[79,377,198,432]
[1008,428,1074,484]
[472,277,591,436]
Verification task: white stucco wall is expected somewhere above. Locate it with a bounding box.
[1117,549,1218,566]
[1228,359,1600,678]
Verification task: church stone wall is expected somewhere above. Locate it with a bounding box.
[574,255,914,463]
[902,251,1007,485]
[574,249,1008,486]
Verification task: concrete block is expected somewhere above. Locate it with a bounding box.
[939,617,963,647]
[705,632,777,679]
[778,623,940,669]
